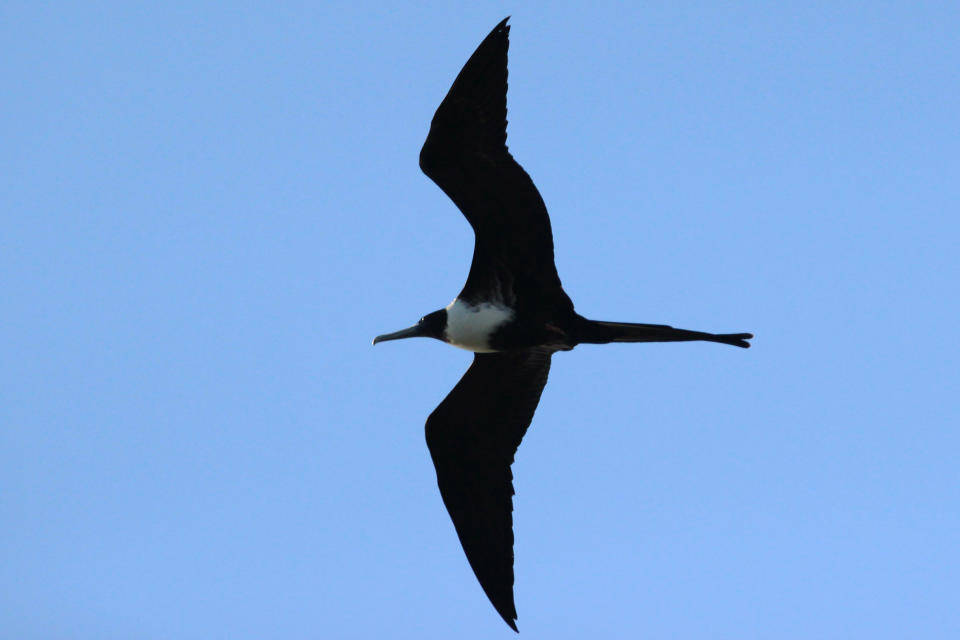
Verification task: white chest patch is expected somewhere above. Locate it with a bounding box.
[444,299,514,353]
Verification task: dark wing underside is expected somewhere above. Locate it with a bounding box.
[419,18,567,307]
[425,348,553,631]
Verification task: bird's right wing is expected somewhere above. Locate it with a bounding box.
[425,347,553,631]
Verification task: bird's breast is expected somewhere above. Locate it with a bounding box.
[444,299,514,353]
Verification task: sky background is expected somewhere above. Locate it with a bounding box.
[3,2,959,638]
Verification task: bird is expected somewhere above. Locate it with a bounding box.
[373,17,752,632]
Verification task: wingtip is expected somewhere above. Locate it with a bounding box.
[494,597,519,632]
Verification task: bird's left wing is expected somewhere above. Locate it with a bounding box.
[425,347,553,631]
[419,18,567,305]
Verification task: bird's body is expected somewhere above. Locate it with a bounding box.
[374,18,752,631]
[443,299,514,353]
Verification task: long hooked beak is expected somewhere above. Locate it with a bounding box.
[372,323,424,345]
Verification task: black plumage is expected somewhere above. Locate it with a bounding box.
[426,347,551,631]
[374,17,752,631]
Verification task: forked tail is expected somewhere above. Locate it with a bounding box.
[578,320,752,349]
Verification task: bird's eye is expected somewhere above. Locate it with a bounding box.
[419,317,425,324]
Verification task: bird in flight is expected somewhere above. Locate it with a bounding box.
[373,17,752,632]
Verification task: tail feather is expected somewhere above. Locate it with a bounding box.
[580,320,752,349]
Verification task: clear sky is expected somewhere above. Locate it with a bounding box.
[3,2,959,638]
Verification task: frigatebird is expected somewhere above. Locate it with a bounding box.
[373,18,752,631]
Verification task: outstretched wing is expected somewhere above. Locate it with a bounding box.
[425,348,553,631]
[419,18,565,305]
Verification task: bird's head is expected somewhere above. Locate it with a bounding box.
[373,309,448,345]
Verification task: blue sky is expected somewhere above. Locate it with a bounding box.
[3,2,959,638]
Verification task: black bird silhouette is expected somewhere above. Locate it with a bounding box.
[374,18,752,631]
